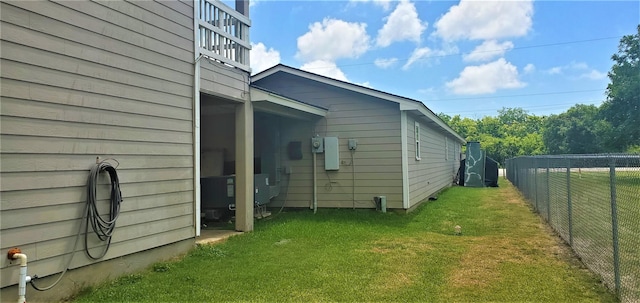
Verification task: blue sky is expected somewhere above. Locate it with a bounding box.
[244,0,639,118]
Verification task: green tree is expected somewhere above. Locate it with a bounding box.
[438,113,480,141]
[478,116,502,138]
[543,104,610,154]
[601,25,640,150]
[438,113,452,125]
[440,108,546,165]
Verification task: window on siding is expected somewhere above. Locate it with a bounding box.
[445,137,449,160]
[415,121,421,160]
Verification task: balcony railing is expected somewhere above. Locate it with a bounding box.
[197,0,251,72]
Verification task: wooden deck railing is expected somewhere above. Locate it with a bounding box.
[197,0,251,72]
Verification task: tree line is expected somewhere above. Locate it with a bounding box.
[438,25,640,165]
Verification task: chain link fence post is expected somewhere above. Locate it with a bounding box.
[566,156,573,247]
[546,158,551,222]
[531,158,540,213]
[609,156,621,299]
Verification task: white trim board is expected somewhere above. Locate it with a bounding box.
[401,111,409,209]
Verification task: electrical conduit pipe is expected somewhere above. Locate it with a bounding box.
[313,151,318,213]
[7,248,31,303]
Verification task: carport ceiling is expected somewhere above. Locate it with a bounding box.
[201,93,237,115]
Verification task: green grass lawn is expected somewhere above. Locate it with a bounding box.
[532,170,639,302]
[73,179,616,302]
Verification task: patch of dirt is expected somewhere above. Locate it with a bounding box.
[500,183,528,205]
[366,237,434,291]
[448,237,527,288]
[369,237,433,257]
[447,231,573,289]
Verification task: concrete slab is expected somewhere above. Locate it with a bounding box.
[196,229,243,245]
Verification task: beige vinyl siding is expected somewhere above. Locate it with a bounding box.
[0,0,195,288]
[258,77,404,209]
[200,59,250,102]
[407,113,458,208]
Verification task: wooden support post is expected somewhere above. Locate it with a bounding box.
[235,100,254,232]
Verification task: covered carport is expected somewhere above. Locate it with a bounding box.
[198,86,326,231]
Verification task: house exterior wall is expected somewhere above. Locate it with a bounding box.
[254,76,404,209]
[406,113,461,209]
[0,0,197,289]
[200,58,250,102]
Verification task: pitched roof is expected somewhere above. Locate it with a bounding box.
[252,64,465,143]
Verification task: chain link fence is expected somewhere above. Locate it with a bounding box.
[506,154,640,302]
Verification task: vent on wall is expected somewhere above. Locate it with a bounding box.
[288,141,303,160]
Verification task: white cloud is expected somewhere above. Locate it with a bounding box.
[446,58,525,95]
[580,70,607,80]
[524,63,535,74]
[297,18,370,62]
[250,42,280,75]
[546,62,604,80]
[434,0,533,41]
[374,57,398,69]
[300,60,349,82]
[570,62,589,70]
[349,0,392,11]
[463,40,514,62]
[376,0,427,47]
[402,46,452,70]
[548,66,562,75]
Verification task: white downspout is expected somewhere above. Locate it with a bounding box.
[313,152,318,213]
[193,0,202,236]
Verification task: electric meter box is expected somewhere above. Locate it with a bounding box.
[324,137,339,170]
[311,137,324,153]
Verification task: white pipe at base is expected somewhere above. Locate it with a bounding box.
[12,253,29,303]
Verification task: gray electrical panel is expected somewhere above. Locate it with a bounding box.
[348,139,357,150]
[324,137,339,170]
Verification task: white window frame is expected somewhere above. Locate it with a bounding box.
[415,121,421,160]
[445,137,449,161]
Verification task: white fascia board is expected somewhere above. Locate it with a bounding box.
[399,103,419,111]
[250,87,327,117]
[401,107,466,144]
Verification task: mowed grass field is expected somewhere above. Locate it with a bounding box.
[73,179,617,302]
[533,169,639,302]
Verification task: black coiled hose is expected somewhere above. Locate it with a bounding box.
[85,161,122,260]
[31,160,122,291]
